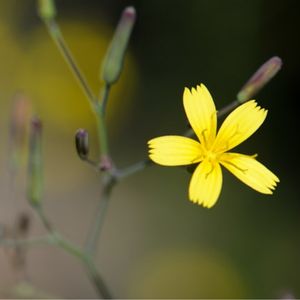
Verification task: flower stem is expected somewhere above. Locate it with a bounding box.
[217,99,240,118]
[43,16,111,161]
[43,19,96,107]
[99,84,111,115]
[95,103,109,159]
[33,204,112,298]
[117,159,152,179]
[52,233,112,298]
[82,256,112,299]
[35,205,54,233]
[85,175,115,257]
[0,235,52,247]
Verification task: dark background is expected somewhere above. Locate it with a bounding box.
[0,0,299,298]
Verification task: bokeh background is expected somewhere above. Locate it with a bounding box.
[0,0,299,298]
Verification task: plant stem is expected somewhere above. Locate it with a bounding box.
[33,205,112,298]
[0,235,52,247]
[43,17,111,161]
[40,13,113,298]
[117,159,152,179]
[35,205,54,233]
[85,175,115,257]
[99,84,111,115]
[217,99,240,118]
[95,104,109,158]
[52,233,111,298]
[82,256,112,299]
[43,19,96,107]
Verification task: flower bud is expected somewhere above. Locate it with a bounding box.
[37,0,56,20]
[237,56,282,103]
[101,6,136,84]
[75,129,89,160]
[27,117,43,207]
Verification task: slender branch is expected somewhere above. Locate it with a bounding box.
[43,19,96,107]
[0,235,52,247]
[33,205,112,298]
[50,233,112,297]
[85,175,115,257]
[95,105,110,159]
[99,84,111,115]
[39,10,114,298]
[35,205,54,233]
[117,159,152,179]
[82,256,112,299]
[43,17,112,162]
[217,99,240,119]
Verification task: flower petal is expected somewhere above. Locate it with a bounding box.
[220,152,279,194]
[213,100,267,152]
[189,160,222,208]
[148,136,203,166]
[183,84,217,148]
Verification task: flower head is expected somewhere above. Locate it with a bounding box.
[148,84,279,208]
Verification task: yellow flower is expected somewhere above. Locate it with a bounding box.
[148,84,279,208]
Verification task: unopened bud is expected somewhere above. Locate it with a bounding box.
[16,213,31,236]
[101,6,136,84]
[75,129,89,160]
[27,117,43,207]
[237,56,282,103]
[37,0,56,20]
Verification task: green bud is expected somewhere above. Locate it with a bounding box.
[27,117,43,207]
[101,6,136,84]
[75,129,89,160]
[37,0,56,20]
[237,56,282,103]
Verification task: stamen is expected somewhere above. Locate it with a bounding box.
[224,160,248,174]
[218,124,241,152]
[191,154,203,163]
[205,163,215,179]
[201,128,208,144]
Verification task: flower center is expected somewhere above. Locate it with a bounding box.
[205,150,218,162]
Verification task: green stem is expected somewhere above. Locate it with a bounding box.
[44,19,96,107]
[117,159,152,179]
[35,205,54,233]
[34,205,112,298]
[85,175,115,257]
[83,256,112,299]
[95,105,109,158]
[217,99,240,118]
[95,84,111,159]
[99,84,111,115]
[0,235,52,247]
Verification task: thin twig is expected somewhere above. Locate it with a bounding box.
[85,175,115,257]
[217,99,240,119]
[34,206,112,298]
[99,84,111,115]
[44,19,96,107]
[117,159,152,179]
[34,205,54,233]
[82,256,112,299]
[0,235,52,247]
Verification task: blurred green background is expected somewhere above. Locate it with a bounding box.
[0,0,299,298]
